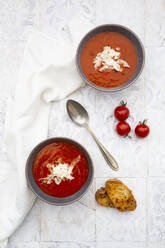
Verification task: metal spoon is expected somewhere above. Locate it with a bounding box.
[66,99,119,171]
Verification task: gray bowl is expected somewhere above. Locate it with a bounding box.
[76,24,145,92]
[26,137,94,205]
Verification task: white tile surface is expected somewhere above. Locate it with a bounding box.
[93,116,148,178]
[94,72,146,177]
[78,179,96,210]
[0,41,25,156]
[0,0,38,41]
[9,201,40,242]
[8,243,40,248]
[0,0,164,247]
[145,47,165,176]
[145,0,165,46]
[148,242,165,248]
[0,42,24,92]
[40,242,96,248]
[39,0,95,38]
[96,178,146,242]
[148,139,165,176]
[148,178,165,242]
[96,0,145,41]
[48,86,96,140]
[145,47,165,140]
[40,201,95,242]
[96,242,146,248]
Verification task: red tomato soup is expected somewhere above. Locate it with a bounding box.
[80,32,138,88]
[32,142,89,197]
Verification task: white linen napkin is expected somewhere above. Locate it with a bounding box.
[0,18,93,247]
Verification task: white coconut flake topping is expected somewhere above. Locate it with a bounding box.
[39,155,81,185]
[93,46,130,72]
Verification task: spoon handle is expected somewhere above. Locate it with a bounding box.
[85,124,119,171]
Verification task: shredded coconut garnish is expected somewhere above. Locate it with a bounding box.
[93,46,130,72]
[39,155,81,185]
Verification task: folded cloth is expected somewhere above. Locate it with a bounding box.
[0,18,93,247]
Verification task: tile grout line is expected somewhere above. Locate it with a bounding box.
[39,200,42,244]
[11,240,152,244]
[37,0,42,31]
[144,0,149,246]
[94,1,97,244]
[94,178,97,244]
[34,0,40,30]
[38,2,41,247]
[0,38,165,48]
[94,176,165,178]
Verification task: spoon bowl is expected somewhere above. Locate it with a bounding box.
[67,99,89,127]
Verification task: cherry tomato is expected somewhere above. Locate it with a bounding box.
[135,120,150,138]
[116,121,131,136]
[114,100,130,121]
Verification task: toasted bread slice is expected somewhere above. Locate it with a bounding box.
[95,187,114,208]
[105,179,137,212]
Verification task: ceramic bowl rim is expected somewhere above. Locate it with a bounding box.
[76,23,145,92]
[26,137,94,206]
